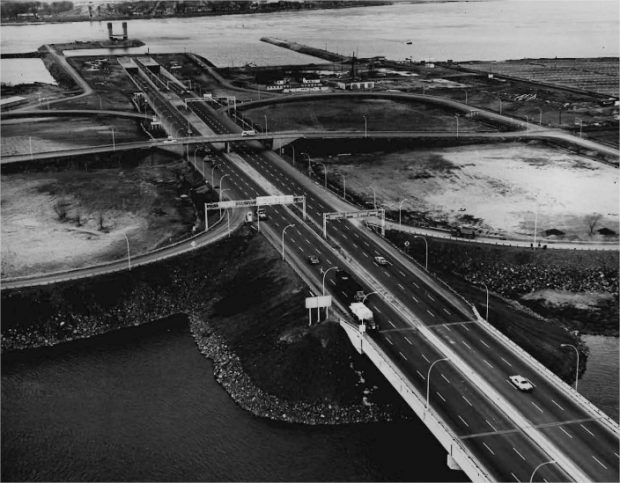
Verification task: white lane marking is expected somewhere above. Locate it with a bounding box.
[443,308,451,315]
[398,283,405,290]
[614,451,619,458]
[440,373,450,383]
[399,351,407,361]
[297,245,304,253]
[559,427,573,439]
[412,295,419,303]
[483,359,494,369]
[580,424,595,437]
[416,370,426,380]
[341,234,348,240]
[551,399,565,411]
[500,357,513,367]
[404,336,413,345]
[531,401,544,413]
[352,243,358,248]
[363,252,369,258]
[353,233,359,238]
[592,456,608,470]
[436,391,446,402]
[273,221,280,227]
[387,319,396,328]
[427,294,435,301]
[399,270,406,277]
[295,229,302,236]
[462,341,473,350]
[462,324,470,332]
[485,419,498,432]
[511,472,521,482]
[305,238,312,245]
[421,353,430,363]
[374,306,383,314]
[344,225,350,230]
[462,395,473,407]
[329,279,336,286]
[314,248,321,254]
[364,241,370,247]
[383,270,391,277]
[426,309,435,317]
[386,337,393,345]
[483,442,495,455]
[513,447,526,461]
[443,325,452,332]
[480,339,491,348]
[458,415,469,428]
[412,281,419,288]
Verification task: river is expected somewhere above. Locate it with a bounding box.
[1,316,467,482]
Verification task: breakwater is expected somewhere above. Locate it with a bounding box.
[261,37,348,62]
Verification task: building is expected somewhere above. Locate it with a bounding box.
[336,81,375,90]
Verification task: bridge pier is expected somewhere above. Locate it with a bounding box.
[447,453,462,471]
[225,142,231,153]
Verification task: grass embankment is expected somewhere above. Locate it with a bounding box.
[1,231,409,422]
[385,230,618,380]
[1,150,202,277]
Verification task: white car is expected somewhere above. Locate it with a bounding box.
[374,256,389,266]
[509,375,534,392]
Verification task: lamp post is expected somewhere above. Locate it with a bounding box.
[362,291,378,303]
[426,357,449,409]
[122,233,131,270]
[481,281,489,320]
[226,208,231,237]
[264,114,268,134]
[363,114,368,138]
[322,266,338,295]
[560,344,579,391]
[370,187,377,210]
[210,164,219,187]
[291,145,296,167]
[413,235,428,270]
[281,224,295,260]
[524,115,529,131]
[219,174,230,201]
[529,460,556,483]
[319,162,328,189]
[498,97,502,115]
[111,128,116,151]
[536,107,543,125]
[341,173,346,200]
[464,89,468,105]
[533,203,539,247]
[399,199,409,225]
[301,152,312,176]
[578,118,583,138]
[454,114,459,138]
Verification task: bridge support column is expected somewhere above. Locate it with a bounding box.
[447,453,462,471]
[225,142,231,153]
[340,320,364,354]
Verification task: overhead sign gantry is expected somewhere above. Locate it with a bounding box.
[323,209,385,238]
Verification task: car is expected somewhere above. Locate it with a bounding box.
[374,256,389,266]
[509,375,534,392]
[335,269,351,282]
[308,255,320,265]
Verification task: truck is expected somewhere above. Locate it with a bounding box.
[349,302,376,330]
[245,211,254,223]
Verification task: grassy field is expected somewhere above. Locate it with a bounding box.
[1,152,196,278]
[242,98,494,133]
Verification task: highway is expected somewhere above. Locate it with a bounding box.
[184,97,618,481]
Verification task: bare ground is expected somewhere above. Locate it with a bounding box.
[1,155,195,278]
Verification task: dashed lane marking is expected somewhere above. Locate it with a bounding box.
[480,339,491,349]
[422,354,429,363]
[592,456,607,470]
[551,399,565,411]
[404,336,413,345]
[387,319,396,328]
[384,271,391,277]
[511,472,521,482]
[399,352,407,360]
[426,309,435,317]
[580,424,595,437]
[483,359,494,369]
[443,308,451,315]
[559,427,573,439]
[485,419,498,432]
[416,370,426,380]
[531,401,544,413]
[363,252,369,258]
[427,294,435,301]
[329,280,336,286]
[458,415,469,428]
[436,391,446,402]
[500,357,513,367]
[513,447,526,461]
[462,395,473,407]
[483,442,495,455]
[412,282,419,288]
[440,373,450,384]
[398,283,405,290]
[463,341,473,350]
[399,270,406,277]
[412,295,419,303]
[386,337,393,345]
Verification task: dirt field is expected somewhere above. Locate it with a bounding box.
[1,116,145,156]
[1,154,195,278]
[242,98,494,133]
[316,141,619,241]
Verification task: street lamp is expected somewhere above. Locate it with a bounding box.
[524,115,529,131]
[210,164,219,187]
[370,187,377,210]
[560,344,580,391]
[264,114,268,133]
[454,114,459,138]
[363,114,368,138]
[219,174,230,201]
[319,162,328,189]
[362,291,378,303]
[413,235,428,270]
[110,128,116,151]
[301,152,311,176]
[122,233,131,270]
[281,224,295,260]
[529,460,556,483]
[536,107,543,125]
[481,281,489,320]
[399,199,409,225]
[426,357,449,409]
[341,173,346,200]
[464,89,468,105]
[322,266,338,295]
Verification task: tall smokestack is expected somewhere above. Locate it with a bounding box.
[122,22,128,40]
[107,22,113,40]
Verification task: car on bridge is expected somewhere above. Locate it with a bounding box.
[374,255,389,266]
[307,255,320,265]
[509,375,534,392]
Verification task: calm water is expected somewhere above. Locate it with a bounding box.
[1,317,466,482]
[0,58,58,86]
[1,1,618,66]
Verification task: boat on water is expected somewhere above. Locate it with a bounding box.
[406,40,413,45]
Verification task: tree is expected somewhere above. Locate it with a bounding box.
[585,213,602,236]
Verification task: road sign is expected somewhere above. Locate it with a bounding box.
[256,195,295,206]
[305,295,332,309]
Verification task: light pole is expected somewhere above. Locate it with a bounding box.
[210,164,219,187]
[481,281,489,320]
[524,115,529,131]
[319,162,328,189]
[578,118,583,138]
[226,208,231,237]
[301,152,311,176]
[341,173,346,200]
[560,344,579,391]
[362,291,378,303]
[363,114,368,138]
[529,460,556,483]
[322,266,338,295]
[498,97,502,114]
[399,199,409,225]
[264,114,268,133]
[122,233,131,270]
[454,114,459,138]
[533,203,539,247]
[281,223,295,260]
[111,128,116,151]
[426,357,449,409]
[536,107,543,125]
[291,145,295,166]
[370,187,377,210]
[413,235,428,270]
[219,174,230,201]
[464,89,468,105]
